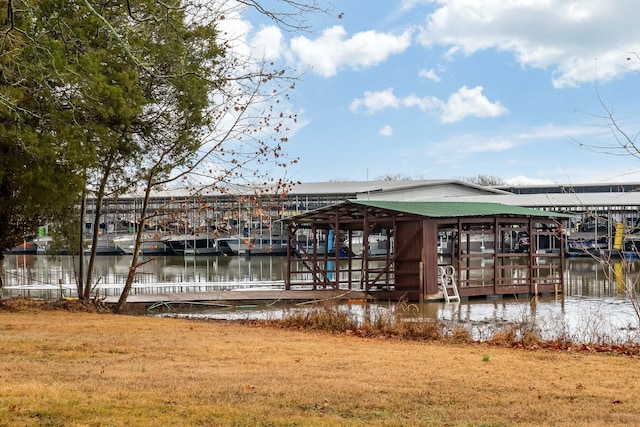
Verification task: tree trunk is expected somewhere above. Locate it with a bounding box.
[84,156,114,300]
[0,252,5,292]
[113,178,153,313]
[76,189,86,298]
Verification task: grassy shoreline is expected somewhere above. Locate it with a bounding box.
[1,299,640,426]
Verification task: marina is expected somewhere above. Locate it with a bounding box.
[7,180,640,304]
[3,254,640,344]
[11,180,640,260]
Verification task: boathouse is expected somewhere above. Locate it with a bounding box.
[283,200,571,301]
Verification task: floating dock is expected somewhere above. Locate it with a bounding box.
[2,281,370,305]
[102,289,369,305]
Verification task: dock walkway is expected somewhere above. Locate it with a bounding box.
[102,289,369,304]
[2,281,369,305]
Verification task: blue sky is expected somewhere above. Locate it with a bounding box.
[234,1,640,185]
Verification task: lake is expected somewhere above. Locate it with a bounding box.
[3,254,640,344]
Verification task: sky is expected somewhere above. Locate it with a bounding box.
[235,0,640,185]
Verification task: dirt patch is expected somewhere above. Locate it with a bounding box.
[0,296,110,313]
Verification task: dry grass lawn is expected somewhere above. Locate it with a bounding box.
[1,301,640,426]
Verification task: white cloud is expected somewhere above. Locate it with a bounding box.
[504,176,554,185]
[440,85,508,123]
[429,134,515,157]
[465,137,514,153]
[402,94,443,111]
[418,68,441,82]
[515,124,596,140]
[379,125,394,136]
[291,26,412,77]
[350,86,506,123]
[349,88,400,113]
[214,6,253,60]
[412,133,519,173]
[250,26,285,61]
[417,0,640,88]
[399,0,435,13]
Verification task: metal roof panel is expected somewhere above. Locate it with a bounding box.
[349,200,571,218]
[283,200,572,223]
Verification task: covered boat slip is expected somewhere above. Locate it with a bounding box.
[283,200,569,301]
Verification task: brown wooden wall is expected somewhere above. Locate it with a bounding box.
[394,221,423,299]
[422,220,439,297]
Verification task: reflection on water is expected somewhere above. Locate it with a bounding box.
[155,293,640,344]
[4,255,640,344]
[2,254,287,287]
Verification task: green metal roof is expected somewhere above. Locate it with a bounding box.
[349,199,572,218]
[281,199,573,224]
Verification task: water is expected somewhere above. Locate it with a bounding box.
[3,254,640,344]
[2,254,285,295]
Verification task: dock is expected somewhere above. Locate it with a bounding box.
[102,289,370,304]
[2,281,370,305]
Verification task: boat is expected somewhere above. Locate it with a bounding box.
[622,232,640,259]
[512,231,530,253]
[291,239,354,258]
[83,238,126,256]
[449,232,497,254]
[566,231,609,257]
[161,232,220,255]
[344,234,393,256]
[112,232,168,255]
[8,241,40,255]
[84,233,125,255]
[7,235,56,255]
[442,229,533,255]
[8,235,124,256]
[462,233,497,254]
[217,235,289,256]
[564,216,615,257]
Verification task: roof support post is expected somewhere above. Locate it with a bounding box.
[346,228,353,289]
[384,226,392,288]
[559,220,566,293]
[314,223,321,290]
[528,217,535,295]
[493,217,499,295]
[322,225,330,288]
[363,208,370,293]
[333,215,340,290]
[457,218,464,287]
[285,223,294,290]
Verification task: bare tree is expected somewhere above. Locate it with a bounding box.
[573,87,640,328]
[376,173,416,181]
[106,1,327,312]
[573,88,640,162]
[113,64,300,312]
[459,174,506,186]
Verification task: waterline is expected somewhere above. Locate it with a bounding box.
[4,254,640,344]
